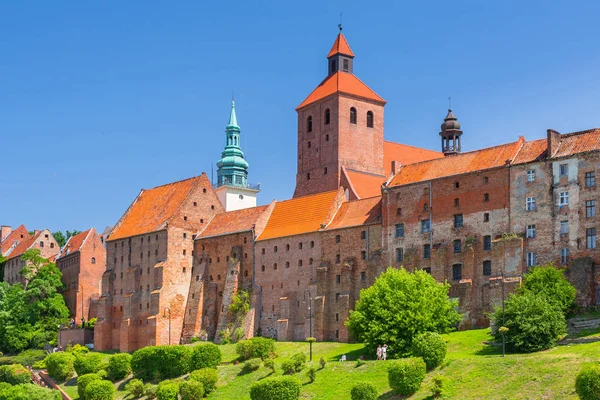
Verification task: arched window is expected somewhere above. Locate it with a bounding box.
[307,116,313,132]
[325,109,331,125]
[367,111,374,128]
[350,107,357,124]
[91,257,96,264]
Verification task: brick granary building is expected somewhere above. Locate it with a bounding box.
[95,30,600,351]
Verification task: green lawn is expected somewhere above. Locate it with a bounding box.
[59,329,600,399]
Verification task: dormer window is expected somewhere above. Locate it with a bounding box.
[367,111,374,128]
[325,109,331,125]
[350,107,357,124]
[307,116,313,132]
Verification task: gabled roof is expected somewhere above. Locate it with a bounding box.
[109,174,210,241]
[383,141,444,175]
[328,33,354,57]
[388,138,524,187]
[199,206,269,238]
[326,197,381,230]
[58,229,92,259]
[257,191,339,241]
[343,169,385,199]
[512,139,547,165]
[296,71,385,110]
[552,128,600,158]
[1,225,30,255]
[5,231,42,261]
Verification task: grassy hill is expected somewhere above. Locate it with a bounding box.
[59,328,600,399]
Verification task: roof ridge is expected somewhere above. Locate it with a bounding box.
[344,195,382,203]
[142,174,205,191]
[276,190,339,205]
[345,168,386,178]
[560,128,600,138]
[384,140,442,153]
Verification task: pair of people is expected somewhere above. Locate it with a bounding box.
[376,344,388,360]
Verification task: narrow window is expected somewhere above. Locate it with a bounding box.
[262,248,265,255]
[261,265,265,272]
[454,182,460,189]
[300,242,304,249]
[527,252,537,267]
[421,219,431,233]
[361,251,366,260]
[527,169,535,182]
[526,224,536,239]
[484,213,490,222]
[561,248,569,264]
[325,109,331,125]
[193,202,197,207]
[286,244,290,251]
[335,235,341,243]
[454,198,460,206]
[484,193,489,202]
[560,163,568,177]
[298,260,303,267]
[560,220,569,234]
[423,202,429,212]
[483,235,492,250]
[559,192,569,206]
[366,111,374,128]
[336,274,341,284]
[336,254,341,264]
[526,197,536,211]
[274,246,278,253]
[396,248,404,262]
[307,173,310,180]
[586,171,596,187]
[273,263,277,270]
[91,257,96,264]
[350,107,357,124]
[361,230,366,239]
[183,233,187,239]
[587,228,597,249]
[452,264,462,280]
[423,244,431,259]
[395,223,405,238]
[40,241,44,247]
[453,240,461,254]
[325,134,329,142]
[308,141,311,148]
[483,176,489,184]
[361,271,366,281]
[336,313,339,321]
[396,207,402,216]
[454,214,464,228]
[324,167,328,175]
[586,200,596,218]
[483,260,492,276]
[309,257,313,265]
[343,58,349,71]
[184,216,187,221]
[307,116,313,132]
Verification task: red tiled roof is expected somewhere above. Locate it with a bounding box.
[384,141,444,175]
[58,229,91,258]
[389,139,524,187]
[1,225,30,255]
[199,206,269,238]
[109,175,208,241]
[327,33,354,57]
[257,191,339,241]
[344,169,385,199]
[553,129,600,158]
[6,231,42,261]
[512,139,547,164]
[296,71,385,110]
[327,197,381,230]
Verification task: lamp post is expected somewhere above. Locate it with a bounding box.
[163,307,171,345]
[501,270,505,358]
[77,284,85,327]
[303,290,313,362]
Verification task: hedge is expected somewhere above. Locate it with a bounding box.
[45,352,76,382]
[0,383,61,400]
[236,337,276,361]
[190,343,222,369]
[387,357,426,396]
[0,364,31,385]
[350,382,378,400]
[77,373,101,400]
[249,376,302,400]
[74,352,104,376]
[576,364,600,400]
[189,368,218,395]
[107,353,132,381]
[131,345,192,381]
[84,379,115,400]
[13,350,47,367]
[410,332,447,369]
[180,380,205,400]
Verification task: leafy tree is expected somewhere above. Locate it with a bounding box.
[346,268,461,357]
[517,264,576,314]
[52,230,83,248]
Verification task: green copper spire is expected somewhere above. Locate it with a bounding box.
[216,99,249,188]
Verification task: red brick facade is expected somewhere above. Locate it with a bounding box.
[2,229,59,285]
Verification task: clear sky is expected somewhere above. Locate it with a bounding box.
[2,1,600,234]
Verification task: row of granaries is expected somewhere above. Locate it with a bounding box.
[2,129,600,352]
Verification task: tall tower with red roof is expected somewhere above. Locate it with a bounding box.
[293,29,387,198]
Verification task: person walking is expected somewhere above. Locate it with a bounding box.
[382,344,388,360]
[376,345,382,360]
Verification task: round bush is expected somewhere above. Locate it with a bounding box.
[410,332,447,369]
[387,357,426,396]
[0,364,31,385]
[107,353,132,381]
[281,359,295,375]
[189,368,218,395]
[45,352,75,382]
[190,343,222,369]
[249,376,302,400]
[131,345,191,381]
[263,358,275,372]
[144,383,158,399]
[235,340,253,361]
[0,383,61,400]
[250,337,275,360]
[125,378,145,398]
[84,379,115,400]
[180,380,205,400]
[350,382,378,400]
[77,373,101,400]
[74,352,104,376]
[156,382,180,400]
[576,364,600,400]
[241,358,262,374]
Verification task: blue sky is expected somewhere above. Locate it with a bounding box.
[2,1,600,233]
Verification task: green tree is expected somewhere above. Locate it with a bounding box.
[52,230,82,248]
[346,268,461,357]
[517,264,576,314]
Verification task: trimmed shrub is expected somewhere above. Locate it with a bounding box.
[281,359,295,375]
[144,383,158,399]
[576,364,600,400]
[350,382,378,400]
[263,358,275,372]
[387,357,426,396]
[319,357,326,370]
[0,364,31,385]
[190,343,222,369]
[411,332,447,369]
[156,381,180,400]
[290,352,306,372]
[241,358,262,374]
[235,340,253,361]
[0,383,61,400]
[189,368,218,395]
[107,353,132,381]
[125,378,145,398]
[45,352,75,382]
[14,349,46,367]
[32,359,46,370]
[77,373,101,400]
[180,380,205,400]
[66,344,89,355]
[74,352,104,376]
[249,376,302,400]
[131,345,191,381]
[306,366,316,383]
[430,376,445,397]
[84,379,115,400]
[96,369,108,380]
[236,337,276,361]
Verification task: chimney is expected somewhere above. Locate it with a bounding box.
[547,129,561,157]
[391,161,402,175]
[0,226,11,241]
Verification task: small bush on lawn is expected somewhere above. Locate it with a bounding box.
[107,353,132,381]
[430,376,445,397]
[189,368,218,395]
[180,380,205,400]
[306,366,316,383]
[241,358,262,374]
[66,344,89,355]
[96,369,108,380]
[13,349,46,367]
[236,337,276,361]
[77,373,101,400]
[249,376,302,400]
[132,345,192,381]
[0,383,61,400]
[74,352,104,376]
[350,382,378,400]
[0,364,31,385]
[281,359,295,375]
[84,379,115,400]
[45,352,75,382]
[387,357,426,396]
[576,364,600,400]
[125,378,145,398]
[190,343,221,369]
[355,359,366,368]
[290,352,306,372]
[319,357,326,369]
[144,383,158,399]
[263,358,275,372]
[411,332,447,369]
[156,381,180,400]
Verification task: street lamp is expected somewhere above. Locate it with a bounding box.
[303,290,313,362]
[163,307,171,345]
[77,284,85,327]
[501,270,505,358]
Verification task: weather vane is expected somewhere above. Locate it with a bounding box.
[448,96,452,110]
[338,13,343,32]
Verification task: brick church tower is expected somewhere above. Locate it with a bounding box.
[293,29,387,198]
